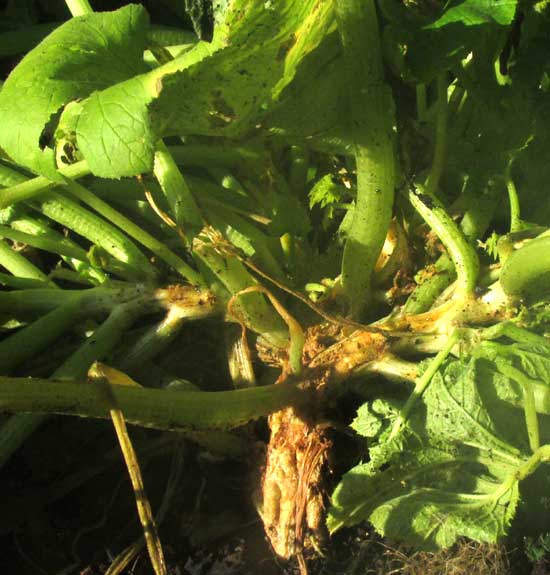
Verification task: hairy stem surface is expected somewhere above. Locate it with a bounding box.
[336,0,395,319]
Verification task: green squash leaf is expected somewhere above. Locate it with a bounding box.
[328,356,536,549]
[0,5,149,179]
[68,0,336,177]
[427,0,518,29]
[350,401,385,438]
[154,0,336,137]
[0,0,339,179]
[475,341,550,416]
[73,75,157,177]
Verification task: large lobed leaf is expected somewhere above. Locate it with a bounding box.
[0,5,150,179]
[327,345,550,549]
[380,0,518,83]
[427,0,518,29]
[0,1,338,179]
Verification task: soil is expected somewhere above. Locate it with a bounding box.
[0,312,544,575]
[0,407,543,575]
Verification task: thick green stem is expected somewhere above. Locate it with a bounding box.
[0,298,82,373]
[116,288,220,372]
[505,166,523,233]
[390,330,459,439]
[202,204,284,279]
[0,160,91,209]
[425,75,448,195]
[407,182,479,297]
[0,285,142,317]
[492,444,550,502]
[10,215,108,284]
[481,322,550,349]
[0,295,154,466]
[1,285,214,375]
[403,257,454,315]
[0,163,28,187]
[34,190,157,283]
[117,309,187,372]
[360,353,419,383]
[0,377,303,431]
[0,273,46,289]
[168,144,262,171]
[518,444,550,477]
[64,181,202,285]
[194,243,288,348]
[404,183,496,313]
[233,285,304,375]
[0,240,54,285]
[0,225,89,261]
[0,162,156,282]
[58,297,157,378]
[523,382,540,452]
[65,0,93,17]
[187,175,268,225]
[336,0,395,319]
[0,288,74,315]
[153,141,203,239]
[496,361,541,453]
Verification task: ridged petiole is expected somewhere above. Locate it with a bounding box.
[336,0,396,319]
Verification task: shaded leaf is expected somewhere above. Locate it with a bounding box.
[351,401,385,438]
[328,355,532,549]
[428,0,518,29]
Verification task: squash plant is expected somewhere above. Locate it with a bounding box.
[2,0,550,572]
